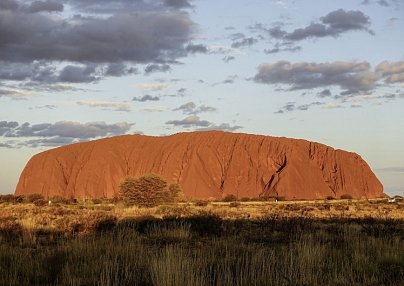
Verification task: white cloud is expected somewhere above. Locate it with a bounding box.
[0,88,35,100]
[138,82,170,91]
[77,100,131,112]
[140,106,166,112]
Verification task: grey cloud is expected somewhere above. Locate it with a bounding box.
[270,9,373,43]
[31,105,57,110]
[174,102,196,113]
[132,95,160,102]
[318,89,332,97]
[378,0,390,6]
[0,9,195,64]
[166,87,187,97]
[275,102,296,113]
[197,123,242,132]
[275,101,324,114]
[297,104,310,111]
[284,23,329,41]
[21,82,87,93]
[173,102,217,114]
[231,37,258,48]
[0,0,19,11]
[58,65,98,83]
[0,61,55,82]
[321,9,373,35]
[376,61,404,83]
[213,75,238,86]
[268,26,287,39]
[105,63,137,77]
[264,42,301,54]
[22,137,77,148]
[65,0,192,13]
[196,105,217,113]
[0,142,15,148]
[229,33,245,41]
[4,121,133,140]
[144,64,171,74]
[0,121,19,136]
[254,60,378,93]
[166,115,211,127]
[186,44,208,54]
[163,0,192,8]
[29,1,64,13]
[361,0,392,6]
[0,61,137,84]
[223,56,235,63]
[177,88,187,95]
[222,78,236,84]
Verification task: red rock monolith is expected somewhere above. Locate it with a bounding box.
[15,131,384,200]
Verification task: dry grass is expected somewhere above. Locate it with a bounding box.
[0,198,403,285]
[0,198,403,235]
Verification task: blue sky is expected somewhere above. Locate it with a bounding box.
[0,0,403,196]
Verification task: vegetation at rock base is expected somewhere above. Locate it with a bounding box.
[119,174,182,207]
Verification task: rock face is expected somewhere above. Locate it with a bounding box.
[15,131,384,200]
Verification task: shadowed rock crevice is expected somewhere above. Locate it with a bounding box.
[262,155,287,197]
[15,131,384,200]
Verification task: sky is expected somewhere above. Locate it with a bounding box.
[0,0,403,196]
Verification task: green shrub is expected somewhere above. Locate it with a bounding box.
[222,194,237,202]
[183,214,223,237]
[25,193,44,203]
[91,198,103,205]
[194,200,208,207]
[119,174,182,207]
[94,217,117,233]
[340,194,353,200]
[47,196,77,205]
[0,194,23,203]
[33,199,48,207]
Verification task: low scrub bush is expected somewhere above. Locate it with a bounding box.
[25,193,45,203]
[340,194,353,200]
[194,200,208,207]
[49,196,76,204]
[184,213,223,237]
[33,199,48,207]
[0,194,23,203]
[94,217,117,233]
[222,194,237,202]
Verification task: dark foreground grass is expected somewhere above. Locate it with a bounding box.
[0,215,403,286]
